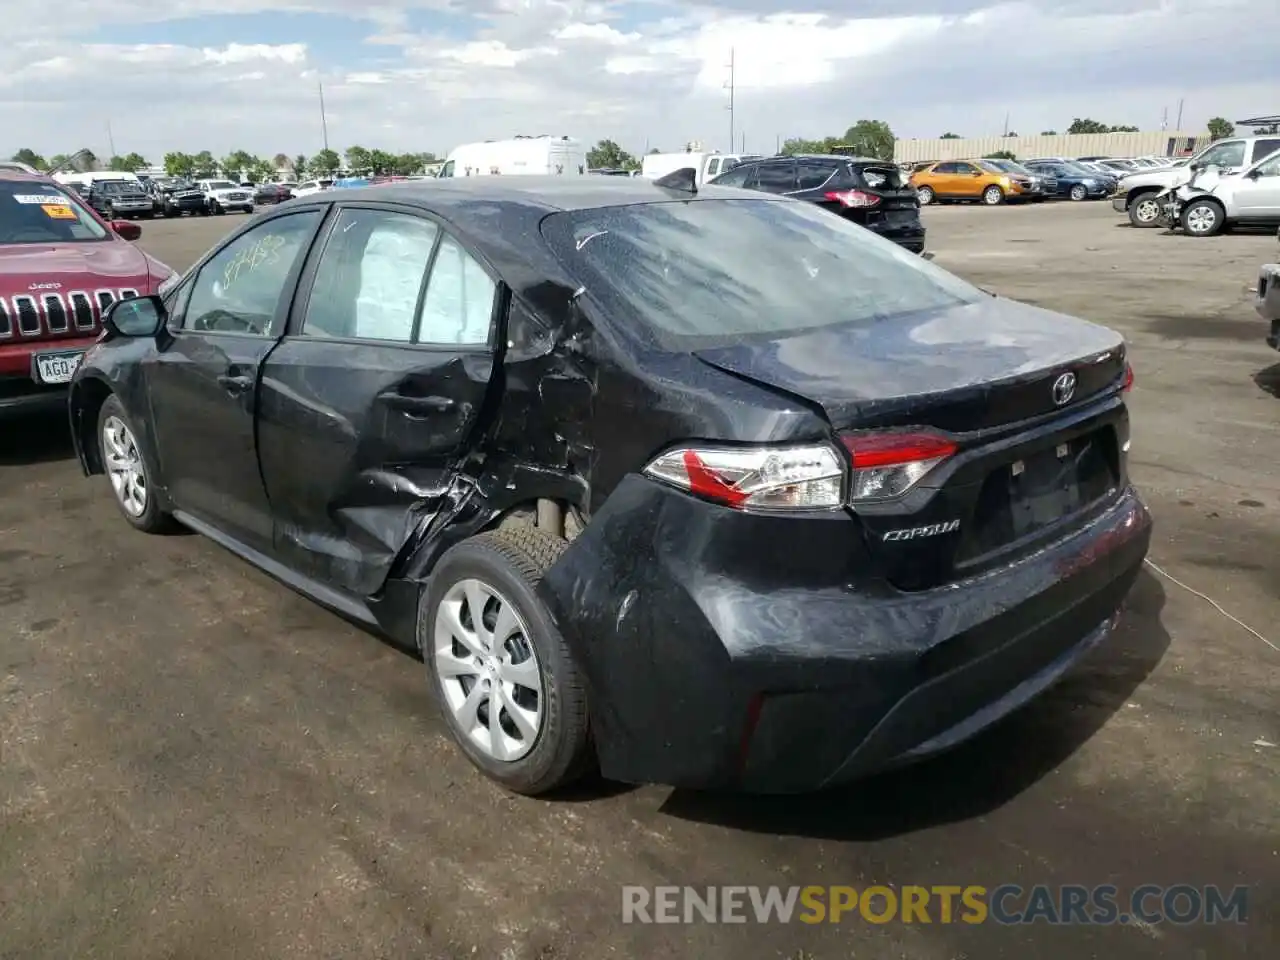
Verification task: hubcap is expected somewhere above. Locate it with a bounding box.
[102,415,147,517]
[917,187,933,204]
[984,187,1001,204]
[1186,206,1216,233]
[1135,199,1159,222]
[1072,186,1086,200]
[433,578,543,762]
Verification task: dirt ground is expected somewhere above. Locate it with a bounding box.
[1,201,1277,959]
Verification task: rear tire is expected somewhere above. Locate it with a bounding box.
[422,526,591,796]
[916,185,935,205]
[1127,192,1162,227]
[982,184,1004,205]
[1069,184,1088,201]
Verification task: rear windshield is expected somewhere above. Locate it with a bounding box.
[0,181,108,243]
[540,198,983,350]
[853,163,905,189]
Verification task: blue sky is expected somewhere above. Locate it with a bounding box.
[1,1,1275,161]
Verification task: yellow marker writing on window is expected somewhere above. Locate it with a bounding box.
[41,204,77,220]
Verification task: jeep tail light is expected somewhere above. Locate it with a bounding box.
[643,444,845,510]
[840,431,957,503]
[825,189,880,208]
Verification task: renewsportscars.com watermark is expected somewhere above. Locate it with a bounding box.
[622,884,1250,926]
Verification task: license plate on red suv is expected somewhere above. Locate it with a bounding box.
[32,349,84,385]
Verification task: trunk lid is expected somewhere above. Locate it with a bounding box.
[693,297,1130,590]
[691,296,1125,432]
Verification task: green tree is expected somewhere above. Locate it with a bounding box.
[271,153,290,171]
[586,139,639,170]
[75,149,98,171]
[192,151,216,177]
[47,153,70,172]
[345,145,371,173]
[985,150,1017,160]
[1067,118,1140,135]
[367,149,396,175]
[939,132,961,140]
[311,149,341,175]
[163,152,196,177]
[249,158,276,183]
[1206,117,1234,141]
[11,148,46,170]
[1040,130,1058,136]
[293,155,308,178]
[108,152,148,172]
[220,150,256,179]
[1004,130,1019,137]
[840,120,895,160]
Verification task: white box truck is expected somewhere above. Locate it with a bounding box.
[438,136,587,178]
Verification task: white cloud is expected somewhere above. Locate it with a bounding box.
[0,1,1274,162]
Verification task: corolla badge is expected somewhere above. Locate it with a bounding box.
[1052,371,1077,406]
[882,519,960,542]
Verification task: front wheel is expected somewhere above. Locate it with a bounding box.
[1181,198,1225,237]
[422,526,591,796]
[211,200,223,215]
[1128,192,1162,227]
[982,184,1004,205]
[1069,184,1088,201]
[916,185,935,205]
[97,394,173,534]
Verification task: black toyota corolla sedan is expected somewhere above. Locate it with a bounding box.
[67,175,1151,796]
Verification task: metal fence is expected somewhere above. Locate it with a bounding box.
[893,132,1211,163]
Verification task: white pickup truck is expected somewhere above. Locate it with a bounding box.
[1112,134,1280,227]
[196,179,255,215]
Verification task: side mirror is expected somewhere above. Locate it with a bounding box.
[1247,168,1263,179]
[112,220,142,241]
[103,294,165,339]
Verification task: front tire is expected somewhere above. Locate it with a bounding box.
[211,200,224,215]
[97,394,173,534]
[1069,184,1088,201]
[1181,198,1225,237]
[422,526,590,796]
[916,185,935,205]
[982,184,1005,205]
[1128,192,1162,227]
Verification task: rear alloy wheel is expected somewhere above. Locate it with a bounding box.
[98,394,172,533]
[1069,183,1088,201]
[916,185,935,205]
[982,184,1004,205]
[1128,192,1162,227]
[423,526,590,795]
[1181,198,1225,237]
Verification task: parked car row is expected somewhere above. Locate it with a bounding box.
[906,158,1119,206]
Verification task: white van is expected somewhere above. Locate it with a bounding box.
[438,136,587,179]
[640,151,750,186]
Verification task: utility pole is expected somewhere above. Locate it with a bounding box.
[1001,111,1010,136]
[106,120,116,158]
[1175,98,1184,130]
[1161,106,1168,131]
[776,133,780,154]
[319,81,330,151]
[724,47,735,154]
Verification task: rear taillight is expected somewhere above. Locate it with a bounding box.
[824,189,880,208]
[1122,362,1134,392]
[643,444,845,511]
[839,431,957,503]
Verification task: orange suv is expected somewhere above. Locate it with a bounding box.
[910,159,1037,206]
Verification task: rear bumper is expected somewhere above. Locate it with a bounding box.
[539,477,1152,793]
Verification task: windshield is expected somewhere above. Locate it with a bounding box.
[207,180,237,190]
[0,181,109,243]
[540,198,985,350]
[975,160,1009,174]
[98,180,140,193]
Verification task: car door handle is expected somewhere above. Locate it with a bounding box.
[216,373,254,393]
[377,391,456,415]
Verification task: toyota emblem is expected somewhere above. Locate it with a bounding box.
[1052,372,1077,406]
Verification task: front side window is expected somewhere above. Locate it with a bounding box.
[1253,148,1280,178]
[302,208,439,341]
[182,212,321,335]
[1253,139,1280,164]
[541,198,984,351]
[418,234,497,346]
[1196,141,1244,168]
[0,180,108,243]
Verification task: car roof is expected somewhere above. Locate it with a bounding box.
[292,175,746,215]
[0,169,57,184]
[744,153,889,165]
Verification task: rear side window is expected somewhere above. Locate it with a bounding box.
[418,234,497,346]
[710,164,752,188]
[796,160,837,190]
[540,198,983,351]
[931,162,957,174]
[752,161,797,193]
[855,164,905,189]
[1254,139,1280,163]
